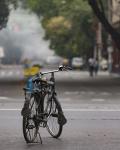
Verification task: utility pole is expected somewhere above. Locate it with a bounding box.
[107,0,113,73]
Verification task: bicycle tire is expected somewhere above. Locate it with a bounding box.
[44,95,63,138]
[22,96,38,143]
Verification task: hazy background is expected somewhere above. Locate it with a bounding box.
[0,7,54,64]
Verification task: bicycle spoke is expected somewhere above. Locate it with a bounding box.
[29,100,34,109]
[23,97,38,143]
[46,98,63,138]
[28,129,32,141]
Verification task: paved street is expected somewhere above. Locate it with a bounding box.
[0,0,120,149]
[0,110,120,150]
[0,70,120,149]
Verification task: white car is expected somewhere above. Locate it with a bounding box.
[72,57,84,69]
[46,56,63,68]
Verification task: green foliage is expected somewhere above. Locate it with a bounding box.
[25,0,58,17]
[24,0,95,58]
[0,0,19,30]
[0,0,9,29]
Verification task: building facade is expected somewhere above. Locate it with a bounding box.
[112,0,120,27]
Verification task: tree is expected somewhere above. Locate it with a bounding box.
[0,0,9,30]
[0,0,18,30]
[24,0,94,58]
[88,0,120,50]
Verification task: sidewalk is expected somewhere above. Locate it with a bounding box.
[54,70,110,81]
[0,65,116,82]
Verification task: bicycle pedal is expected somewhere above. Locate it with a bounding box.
[27,124,35,129]
[39,122,46,128]
[38,113,48,117]
[38,132,43,144]
[51,113,58,117]
[39,118,47,123]
[43,122,47,128]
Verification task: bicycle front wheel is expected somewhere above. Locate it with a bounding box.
[44,96,63,138]
[23,96,38,143]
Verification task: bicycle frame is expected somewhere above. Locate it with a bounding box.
[23,67,65,117]
[32,70,65,124]
[28,71,56,119]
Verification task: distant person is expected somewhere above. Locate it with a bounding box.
[88,57,94,77]
[94,59,99,76]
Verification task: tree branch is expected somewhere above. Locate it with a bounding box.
[88,0,120,50]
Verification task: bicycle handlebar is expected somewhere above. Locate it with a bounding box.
[31,65,72,82]
[40,65,72,75]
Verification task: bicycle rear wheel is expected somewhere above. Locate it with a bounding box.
[23,96,38,143]
[44,96,63,138]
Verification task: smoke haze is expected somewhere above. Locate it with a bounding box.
[0,7,54,64]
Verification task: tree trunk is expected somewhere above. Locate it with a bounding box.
[88,0,120,50]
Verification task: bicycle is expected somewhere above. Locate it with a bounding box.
[21,65,71,143]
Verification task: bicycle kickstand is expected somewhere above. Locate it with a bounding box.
[33,127,43,144]
[38,131,43,144]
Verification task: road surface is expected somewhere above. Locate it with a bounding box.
[0,70,120,149]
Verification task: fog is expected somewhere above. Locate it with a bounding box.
[0,7,54,64]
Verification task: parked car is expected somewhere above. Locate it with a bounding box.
[46,56,63,68]
[71,57,84,69]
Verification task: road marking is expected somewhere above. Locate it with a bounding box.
[100,92,110,96]
[0,71,5,76]
[64,91,79,95]
[91,99,105,102]
[0,97,10,100]
[64,108,120,112]
[0,109,21,111]
[1,108,120,112]
[8,71,13,76]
